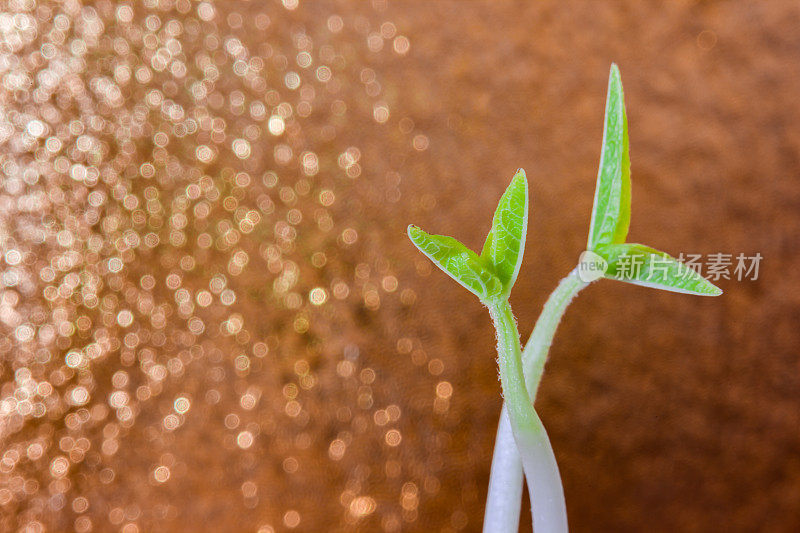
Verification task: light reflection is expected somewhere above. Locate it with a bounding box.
[2,1,420,531]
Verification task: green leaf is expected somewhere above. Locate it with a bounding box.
[481,169,528,293]
[408,225,504,301]
[596,243,723,296]
[587,63,631,250]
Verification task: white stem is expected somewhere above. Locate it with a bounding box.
[483,405,523,533]
[486,405,569,533]
[483,268,590,532]
[515,412,568,533]
[487,300,570,533]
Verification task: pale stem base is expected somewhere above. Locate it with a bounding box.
[483,269,589,532]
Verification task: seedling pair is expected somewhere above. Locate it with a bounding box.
[408,65,720,532]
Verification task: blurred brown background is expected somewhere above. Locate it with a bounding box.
[1,0,799,532]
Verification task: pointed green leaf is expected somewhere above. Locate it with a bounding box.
[587,64,631,250]
[596,243,722,296]
[481,169,528,293]
[408,225,504,301]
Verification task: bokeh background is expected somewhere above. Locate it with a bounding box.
[1,0,799,532]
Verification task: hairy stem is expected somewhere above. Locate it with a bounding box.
[487,299,569,533]
[489,300,537,434]
[483,268,589,532]
[522,268,589,396]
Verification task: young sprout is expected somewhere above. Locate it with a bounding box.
[410,64,722,533]
[408,169,527,303]
[409,171,568,533]
[579,64,722,296]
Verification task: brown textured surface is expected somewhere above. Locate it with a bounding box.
[1,1,799,532]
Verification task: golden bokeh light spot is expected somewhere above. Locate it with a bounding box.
[153,466,170,483]
[328,439,346,460]
[237,431,254,449]
[309,287,328,305]
[173,397,191,414]
[283,510,301,529]
[436,381,453,399]
[341,228,358,245]
[393,35,411,55]
[349,496,377,518]
[384,429,402,447]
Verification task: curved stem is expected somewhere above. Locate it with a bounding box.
[483,268,589,532]
[522,268,589,396]
[487,299,568,533]
[489,300,537,434]
[482,405,523,533]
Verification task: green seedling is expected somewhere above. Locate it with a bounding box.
[580,65,720,296]
[408,64,721,533]
[408,169,527,302]
[409,169,567,532]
